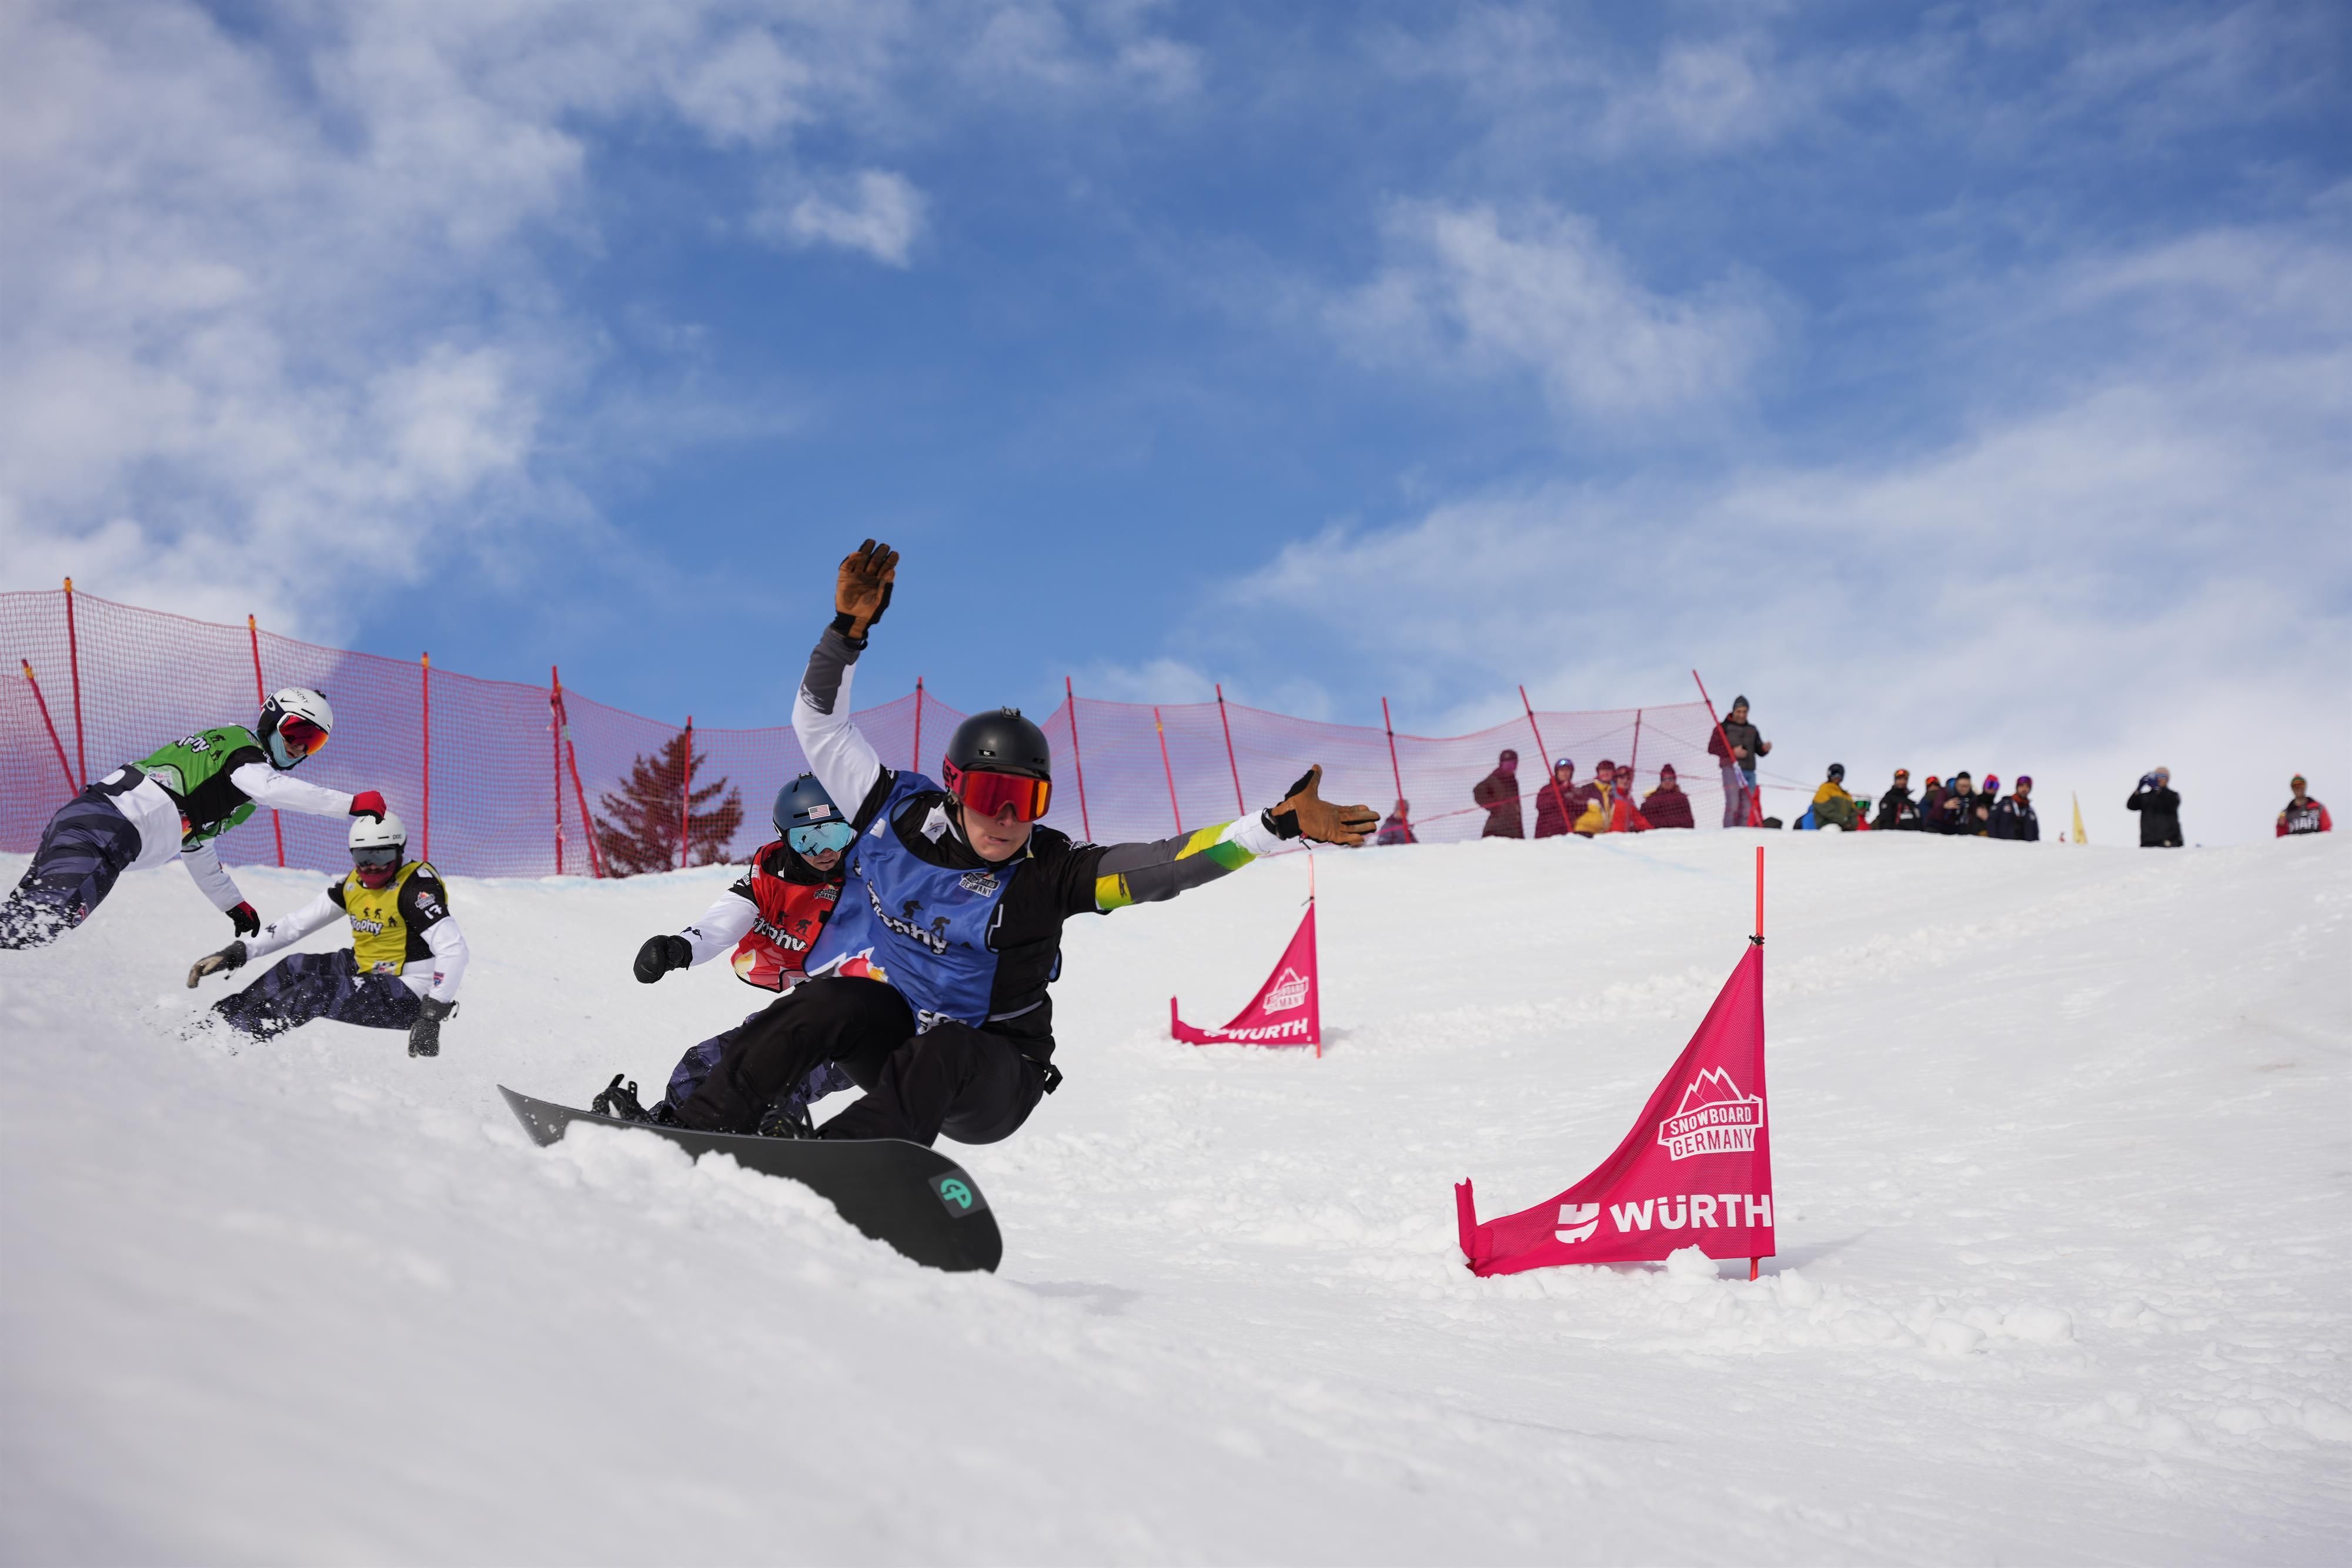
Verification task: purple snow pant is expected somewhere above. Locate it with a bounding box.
[1720,764,1756,828]
[213,948,421,1039]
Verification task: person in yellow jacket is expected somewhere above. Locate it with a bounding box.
[1811,763,1860,830]
[184,812,465,1057]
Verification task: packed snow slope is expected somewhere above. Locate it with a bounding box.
[3,831,2347,1565]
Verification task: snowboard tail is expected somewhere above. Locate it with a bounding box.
[497,1086,1002,1273]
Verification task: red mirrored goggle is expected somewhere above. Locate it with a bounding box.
[943,762,1052,823]
[277,715,330,758]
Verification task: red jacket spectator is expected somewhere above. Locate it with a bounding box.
[2278,776,2331,836]
[1531,760,1579,838]
[1641,764,1695,829]
[1474,750,1524,838]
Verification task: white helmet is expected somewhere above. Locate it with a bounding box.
[349,811,407,887]
[259,687,336,770]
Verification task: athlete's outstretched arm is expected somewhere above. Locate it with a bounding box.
[239,886,343,962]
[226,760,354,818]
[793,540,899,822]
[1085,767,1378,912]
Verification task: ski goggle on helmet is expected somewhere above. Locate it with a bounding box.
[773,773,856,857]
[349,811,406,888]
[942,708,1054,823]
[259,687,335,767]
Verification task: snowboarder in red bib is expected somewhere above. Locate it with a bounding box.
[671,539,1378,1148]
[593,774,858,1134]
[2277,775,2331,837]
[1,687,387,951]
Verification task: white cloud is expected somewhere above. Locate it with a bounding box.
[754,170,929,268]
[960,1,1201,104]
[1327,201,1779,429]
[0,0,914,636]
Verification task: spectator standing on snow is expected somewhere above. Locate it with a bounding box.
[1575,760,1649,835]
[1961,775,1999,836]
[2128,768,2182,848]
[1990,776,2040,841]
[1873,768,1922,830]
[1475,750,1525,839]
[1708,696,1769,827]
[1932,773,1977,834]
[1917,774,1946,831]
[1531,758,1578,838]
[2277,776,2330,837]
[1641,764,1695,830]
[1377,799,1418,846]
[1810,764,1860,830]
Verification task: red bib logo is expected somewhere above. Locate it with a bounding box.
[1657,1066,1764,1160]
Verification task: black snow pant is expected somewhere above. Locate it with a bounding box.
[0,789,143,950]
[675,977,1050,1147]
[663,1014,856,1126]
[212,949,422,1040]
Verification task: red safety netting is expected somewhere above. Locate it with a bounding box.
[3,586,1742,875]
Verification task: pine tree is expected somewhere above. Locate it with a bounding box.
[592,731,745,876]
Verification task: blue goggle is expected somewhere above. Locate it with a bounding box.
[788,821,857,856]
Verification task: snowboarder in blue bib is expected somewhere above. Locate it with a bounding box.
[1,687,389,950]
[673,540,1378,1147]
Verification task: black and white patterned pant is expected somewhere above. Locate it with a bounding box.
[0,789,144,950]
[212,948,422,1039]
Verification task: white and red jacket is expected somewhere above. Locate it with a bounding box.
[2277,798,2332,836]
[677,840,844,991]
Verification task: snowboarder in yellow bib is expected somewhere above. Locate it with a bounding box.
[185,813,467,1057]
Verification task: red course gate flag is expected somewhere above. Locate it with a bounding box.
[1456,927,1773,1276]
[1172,900,1321,1056]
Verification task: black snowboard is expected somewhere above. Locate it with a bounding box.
[497,1086,1002,1273]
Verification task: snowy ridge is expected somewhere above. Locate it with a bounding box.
[2,833,2347,1563]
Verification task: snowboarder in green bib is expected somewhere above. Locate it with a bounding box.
[0,687,389,950]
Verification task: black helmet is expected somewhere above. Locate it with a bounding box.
[1827,762,1845,781]
[946,708,1051,781]
[771,773,844,839]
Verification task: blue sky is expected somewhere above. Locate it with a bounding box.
[4,1,2346,844]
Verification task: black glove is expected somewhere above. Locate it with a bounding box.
[228,902,261,938]
[186,941,248,988]
[633,934,693,984]
[409,995,456,1059]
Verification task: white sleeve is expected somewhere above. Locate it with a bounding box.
[680,890,759,966]
[420,915,469,1004]
[792,631,886,817]
[228,760,353,818]
[242,887,345,962]
[179,841,246,912]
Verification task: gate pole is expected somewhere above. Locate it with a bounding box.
[550,667,566,876]
[912,676,924,773]
[1381,696,1404,803]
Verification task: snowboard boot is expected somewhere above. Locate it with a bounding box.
[592,1073,654,1123]
[756,1098,817,1140]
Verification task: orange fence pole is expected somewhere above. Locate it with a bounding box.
[913,676,924,773]
[679,717,694,870]
[21,660,76,800]
[1519,685,1573,834]
[550,667,566,876]
[420,652,432,862]
[248,613,285,866]
[1216,683,1244,816]
[1154,706,1181,834]
[1381,696,1404,803]
[1064,676,1091,840]
[64,578,85,791]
